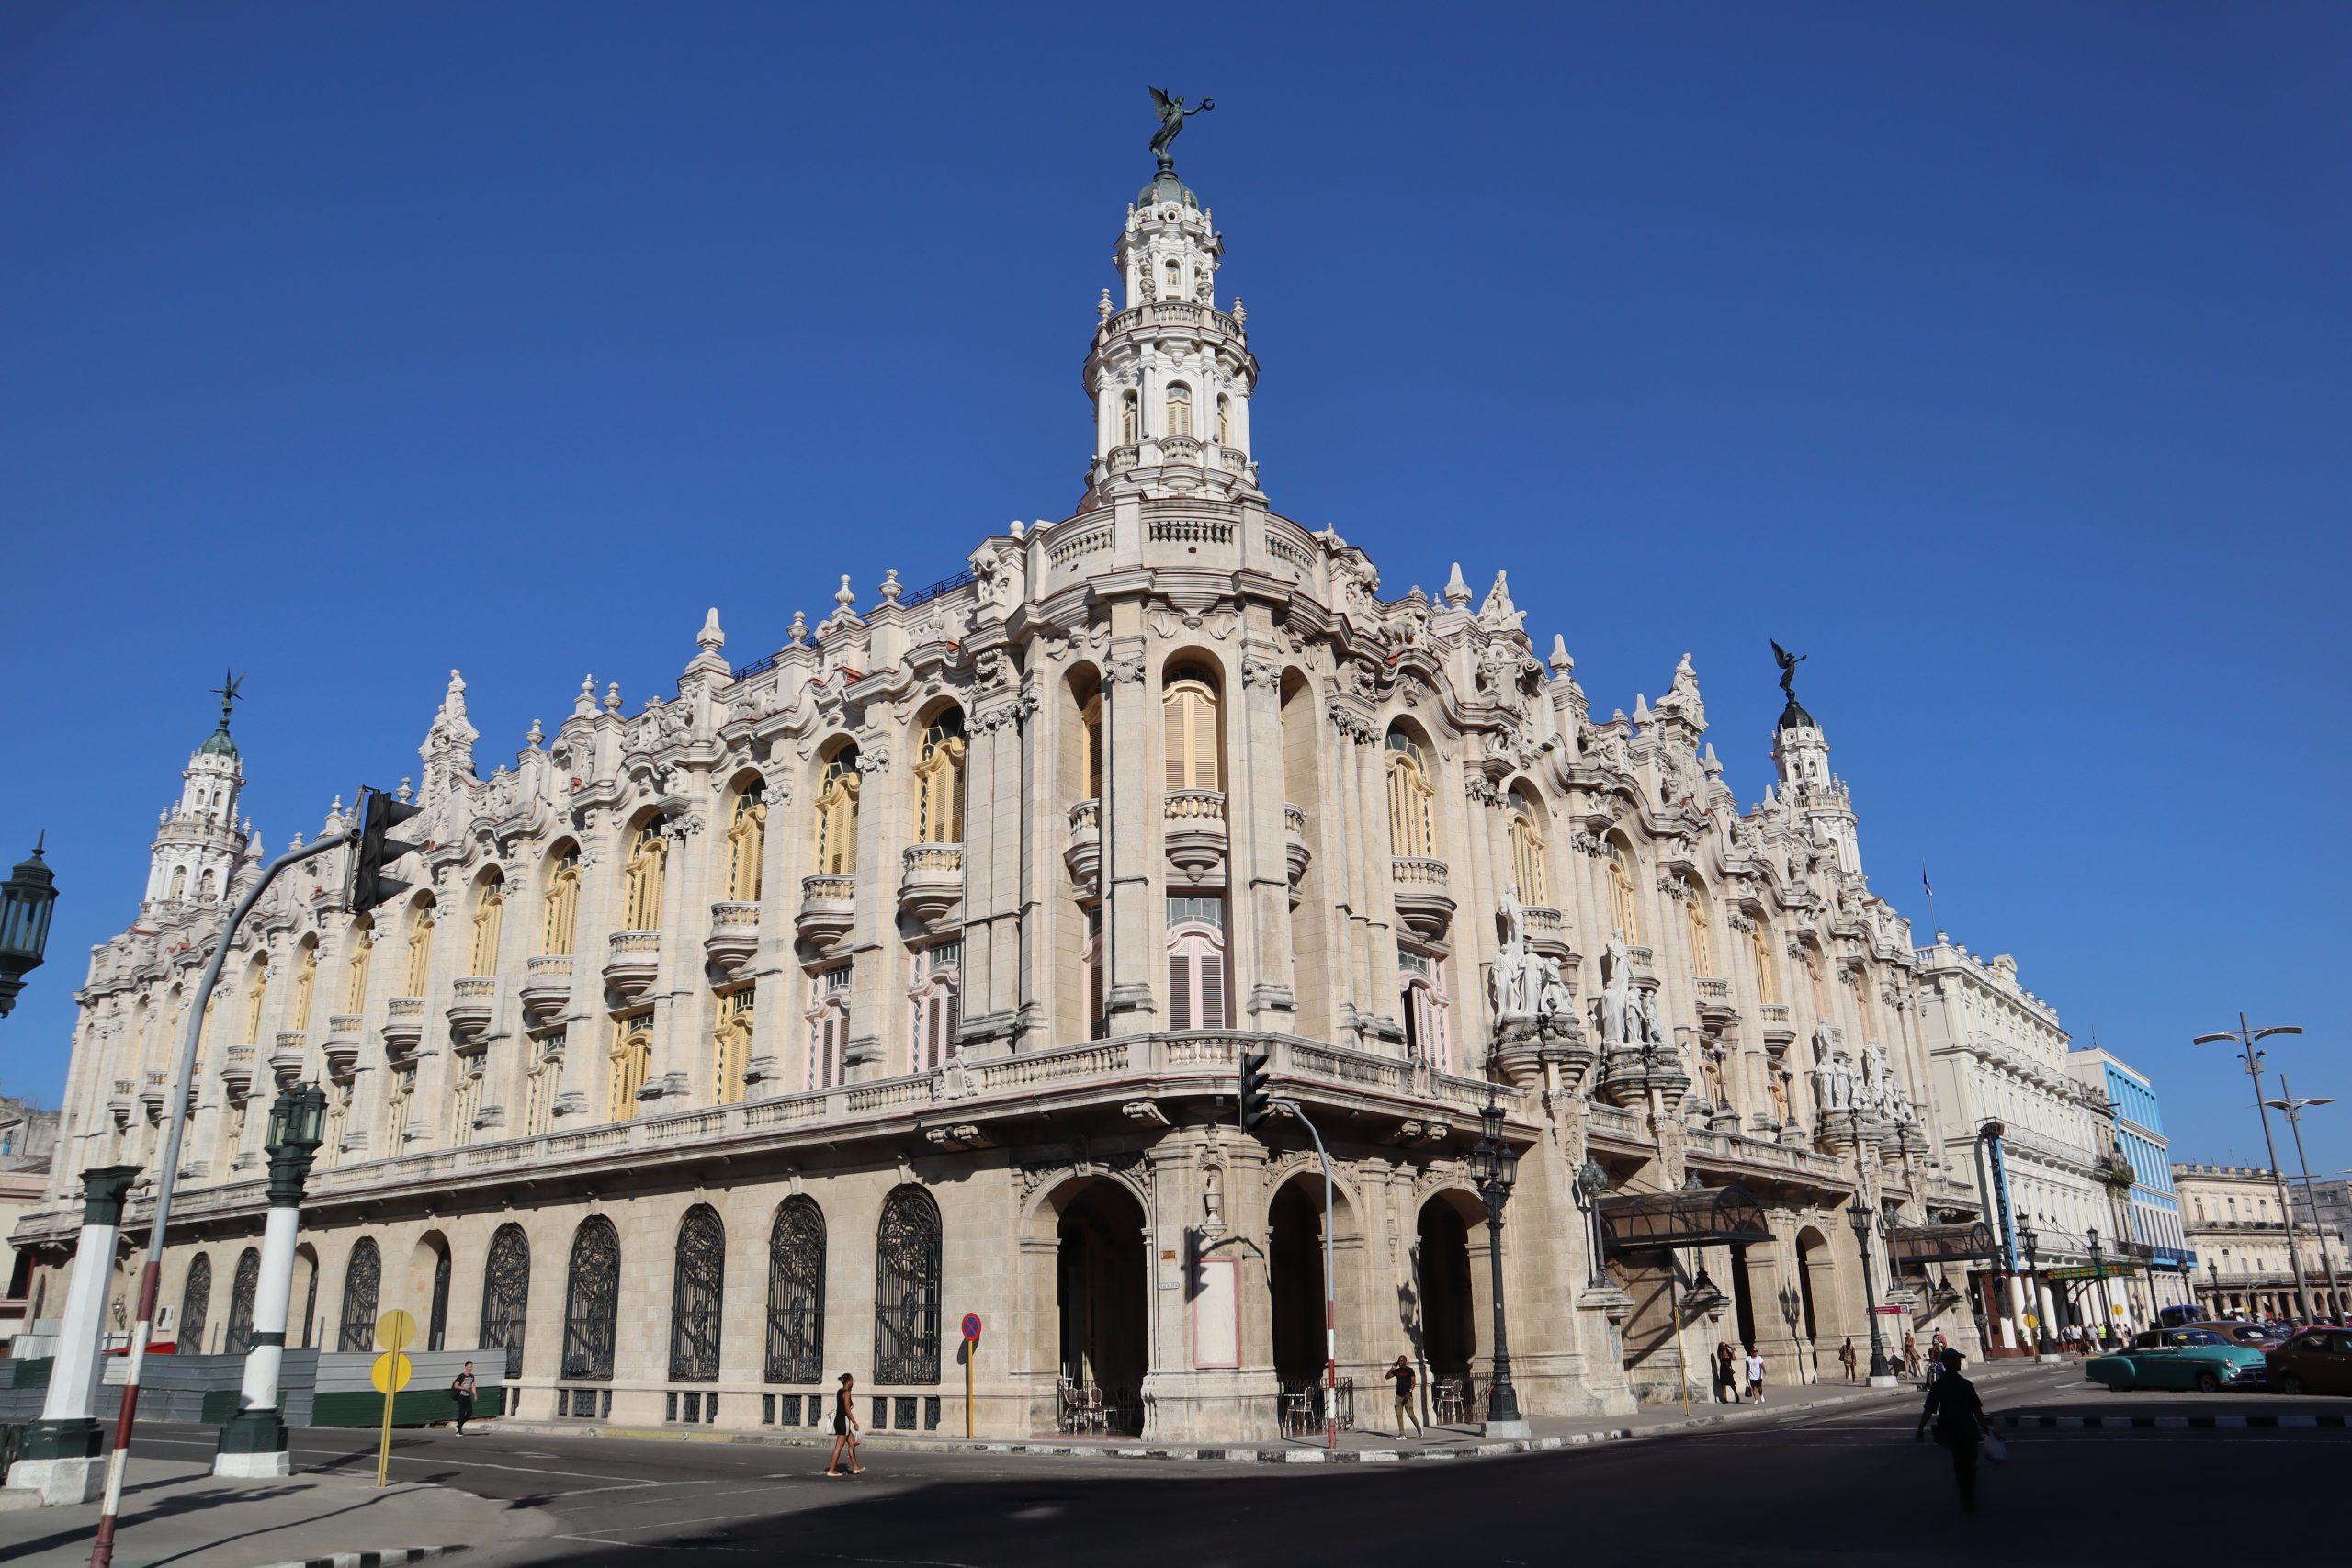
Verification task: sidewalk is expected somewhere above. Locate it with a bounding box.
[0,1458,555,1568]
[485,1360,2064,1467]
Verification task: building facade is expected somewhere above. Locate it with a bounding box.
[2065,1045,2193,1322]
[2176,1165,2343,1320]
[14,146,1985,1440]
[0,1097,61,1354]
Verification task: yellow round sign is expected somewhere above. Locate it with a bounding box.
[370,1351,413,1393]
[375,1309,417,1352]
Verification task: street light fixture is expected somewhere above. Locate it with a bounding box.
[2193,1016,2314,1321]
[2018,1224,2052,1355]
[1467,1091,1528,1437]
[1572,1156,1611,1291]
[0,836,59,1020]
[2086,1225,2107,1348]
[1847,1198,1895,1384]
[2205,1258,2222,1317]
[2263,1082,2341,1324]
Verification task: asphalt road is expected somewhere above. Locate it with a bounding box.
[123,1369,2347,1567]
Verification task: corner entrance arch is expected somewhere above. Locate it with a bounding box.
[1042,1177,1148,1435]
[1413,1192,1480,1387]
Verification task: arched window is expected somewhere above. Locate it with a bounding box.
[385,1066,415,1151]
[909,942,960,1071]
[402,903,435,997]
[322,1080,352,1168]
[169,866,187,901]
[1162,674,1221,791]
[289,940,318,1030]
[1684,882,1715,976]
[1603,840,1642,943]
[1399,947,1451,1072]
[622,826,666,931]
[523,1033,562,1136]
[1165,382,1193,439]
[670,1204,725,1383]
[469,876,504,974]
[1216,393,1232,447]
[766,1196,826,1385]
[1162,258,1182,299]
[337,1238,380,1352]
[242,961,269,1045]
[1081,694,1103,799]
[806,967,850,1089]
[608,1011,651,1121]
[1166,895,1227,1031]
[1507,792,1549,904]
[426,1243,452,1352]
[178,1255,212,1353]
[713,988,754,1106]
[874,1186,942,1385]
[343,923,374,1013]
[223,1247,260,1356]
[813,746,861,876]
[914,711,967,843]
[540,846,581,955]
[199,869,218,901]
[1119,390,1139,446]
[561,1216,621,1380]
[449,1057,483,1147]
[480,1224,531,1379]
[1386,731,1436,858]
[1082,906,1107,1042]
[1749,918,1781,1005]
[725,784,766,902]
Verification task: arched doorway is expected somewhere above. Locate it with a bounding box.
[1053,1179,1148,1434]
[1269,1179,1328,1394]
[409,1233,453,1352]
[1795,1226,1831,1371]
[1414,1196,1478,1386]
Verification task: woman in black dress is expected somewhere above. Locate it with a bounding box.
[826,1371,865,1476]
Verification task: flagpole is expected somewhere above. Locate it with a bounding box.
[1921,864,1939,939]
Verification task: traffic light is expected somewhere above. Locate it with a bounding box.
[1238,1045,1273,1133]
[348,787,424,913]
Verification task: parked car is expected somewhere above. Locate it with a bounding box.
[2177,1320,2292,1348]
[2266,1328,2352,1396]
[2085,1331,2267,1393]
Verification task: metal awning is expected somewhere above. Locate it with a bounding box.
[1598,1184,1773,1254]
[2040,1261,2138,1281]
[1890,1222,1996,1265]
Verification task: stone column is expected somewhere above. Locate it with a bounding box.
[215,1092,323,1478]
[8,1165,139,1505]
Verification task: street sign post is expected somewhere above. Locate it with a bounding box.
[961,1314,982,1438]
[373,1310,417,1486]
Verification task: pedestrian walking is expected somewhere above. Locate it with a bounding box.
[1745,1346,1766,1405]
[1385,1354,1423,1438]
[1713,1342,1738,1403]
[450,1361,478,1436]
[826,1372,865,1476]
[1902,1331,1921,1380]
[1915,1349,1992,1513]
[1838,1337,1858,1382]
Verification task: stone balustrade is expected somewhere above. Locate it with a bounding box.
[519,954,574,1021]
[603,931,662,999]
[1066,799,1102,896]
[447,976,496,1040]
[381,996,425,1054]
[1391,856,1455,939]
[1163,790,1227,878]
[899,843,966,928]
[705,901,762,976]
[796,875,855,950]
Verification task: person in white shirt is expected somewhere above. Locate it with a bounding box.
[1745,1347,1766,1404]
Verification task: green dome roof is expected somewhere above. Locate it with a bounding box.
[198,724,239,758]
[1776,698,1816,732]
[1136,168,1199,210]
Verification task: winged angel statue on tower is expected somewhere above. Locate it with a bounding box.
[1149,86,1215,171]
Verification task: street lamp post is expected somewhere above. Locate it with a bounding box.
[2019,1224,2052,1357]
[214,1083,327,1476]
[0,836,60,1020]
[1848,1199,1897,1386]
[2193,1016,2314,1321]
[1468,1092,1529,1438]
[2086,1226,2108,1348]
[1572,1156,1611,1290]
[2205,1258,2222,1317]
[2262,1082,2340,1324]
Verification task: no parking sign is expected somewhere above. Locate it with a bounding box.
[960,1314,982,1437]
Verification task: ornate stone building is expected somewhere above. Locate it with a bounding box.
[17,145,1984,1439]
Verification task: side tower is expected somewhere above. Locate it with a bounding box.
[143,682,252,910]
[1769,657,1860,877]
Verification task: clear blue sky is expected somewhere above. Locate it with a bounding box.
[3,5,2345,1173]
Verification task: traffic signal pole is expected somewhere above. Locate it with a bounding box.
[89,828,355,1568]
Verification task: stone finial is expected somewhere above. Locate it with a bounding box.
[1231,296,1246,330]
[575,674,597,717]
[1098,288,1114,322]
[1009,520,1026,538]
[604,682,623,714]
[395,778,413,804]
[526,719,544,749]
[880,570,902,604]
[326,795,344,829]
[698,607,725,653]
[787,611,808,645]
[1442,562,1473,607]
[834,574,856,611]
[1549,634,1574,676]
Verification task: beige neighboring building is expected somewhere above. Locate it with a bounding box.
[12,137,1984,1439]
[2175,1165,2344,1320]
[0,1096,61,1353]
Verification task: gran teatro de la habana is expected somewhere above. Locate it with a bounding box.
[17,137,1992,1444]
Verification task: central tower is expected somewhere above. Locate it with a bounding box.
[1080,155,1262,510]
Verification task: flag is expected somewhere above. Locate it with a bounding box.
[1921,864,1934,899]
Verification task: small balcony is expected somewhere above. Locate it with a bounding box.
[899,844,965,928]
[1758,1002,1796,1045]
[604,931,662,999]
[797,875,855,950]
[270,1031,308,1088]
[1695,976,1737,1027]
[220,1045,256,1097]
[1626,945,1657,984]
[1283,803,1310,896]
[1066,799,1101,897]
[324,1014,364,1075]
[108,1078,135,1130]
[1523,905,1569,959]
[447,976,495,1043]
[139,1068,167,1123]
[705,902,762,976]
[519,954,574,1021]
[381,997,425,1055]
[1391,857,1455,940]
[1163,790,1227,881]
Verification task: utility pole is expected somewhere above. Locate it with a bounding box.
[2192,1015,2313,1323]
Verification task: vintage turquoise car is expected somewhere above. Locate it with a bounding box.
[2086,1329,2268,1393]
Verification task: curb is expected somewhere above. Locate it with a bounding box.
[1998,1412,2348,1431]
[250,1550,469,1568]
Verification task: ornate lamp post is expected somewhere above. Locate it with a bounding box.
[2086,1226,2107,1348]
[1468,1092,1529,1438]
[0,836,59,1019]
[2193,1016,2314,1321]
[2018,1224,2052,1356]
[1847,1198,1896,1385]
[2262,1083,2340,1324]
[1572,1156,1611,1290]
[213,1082,327,1477]
[2205,1258,2222,1317]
